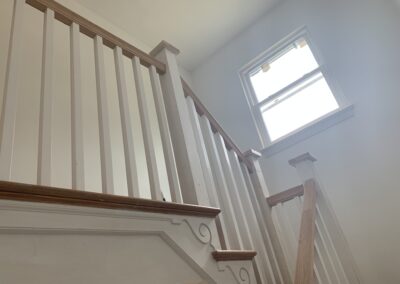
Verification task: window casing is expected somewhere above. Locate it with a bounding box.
[240,28,352,150]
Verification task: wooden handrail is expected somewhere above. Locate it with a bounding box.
[266,184,304,207]
[25,0,166,74]
[181,78,253,170]
[0,181,221,217]
[294,179,317,284]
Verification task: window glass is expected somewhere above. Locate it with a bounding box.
[261,75,339,141]
[250,41,319,102]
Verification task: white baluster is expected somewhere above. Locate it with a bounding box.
[245,150,292,283]
[200,116,242,249]
[149,66,182,203]
[315,213,341,283]
[114,47,140,197]
[94,35,114,194]
[214,133,254,249]
[186,96,228,248]
[316,204,349,284]
[0,0,24,179]
[274,203,297,271]
[132,57,162,200]
[241,162,283,283]
[37,8,55,185]
[314,233,333,284]
[70,22,84,190]
[229,151,275,284]
[270,205,292,280]
[185,96,217,207]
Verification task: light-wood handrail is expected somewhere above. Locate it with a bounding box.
[0,181,220,217]
[25,0,166,74]
[294,179,317,284]
[180,78,252,171]
[266,184,304,207]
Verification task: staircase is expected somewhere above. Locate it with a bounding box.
[0,0,360,283]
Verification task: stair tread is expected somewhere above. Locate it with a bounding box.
[212,250,257,261]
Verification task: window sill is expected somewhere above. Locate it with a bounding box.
[261,104,354,158]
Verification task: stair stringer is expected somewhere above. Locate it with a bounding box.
[0,199,257,284]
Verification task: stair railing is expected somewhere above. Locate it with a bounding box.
[1,1,359,284]
[267,153,361,284]
[179,79,292,284]
[2,0,183,202]
[2,2,291,282]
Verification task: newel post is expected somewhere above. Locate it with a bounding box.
[289,153,361,284]
[150,41,209,206]
[288,153,318,183]
[289,154,318,284]
[244,150,292,284]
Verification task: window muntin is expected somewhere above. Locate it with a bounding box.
[260,74,339,141]
[248,37,339,142]
[249,40,319,103]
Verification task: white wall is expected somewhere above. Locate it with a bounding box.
[191,0,400,283]
[0,0,192,201]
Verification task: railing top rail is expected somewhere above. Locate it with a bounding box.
[267,184,304,207]
[0,181,221,217]
[26,0,166,74]
[181,78,253,171]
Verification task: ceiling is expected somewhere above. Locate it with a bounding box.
[71,0,278,70]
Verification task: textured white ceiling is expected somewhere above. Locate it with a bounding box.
[70,0,278,70]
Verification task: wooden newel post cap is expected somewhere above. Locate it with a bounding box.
[244,149,262,160]
[288,153,317,167]
[150,40,180,56]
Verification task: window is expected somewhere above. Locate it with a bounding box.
[240,29,352,150]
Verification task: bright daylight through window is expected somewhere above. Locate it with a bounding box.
[249,38,339,142]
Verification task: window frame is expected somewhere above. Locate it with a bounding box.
[239,27,352,152]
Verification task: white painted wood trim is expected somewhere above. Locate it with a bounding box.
[0,0,25,179]
[70,22,85,190]
[149,66,182,203]
[132,57,162,200]
[262,105,354,158]
[114,47,140,198]
[94,35,114,194]
[199,116,243,249]
[37,8,55,186]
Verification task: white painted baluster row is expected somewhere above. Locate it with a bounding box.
[199,115,243,249]
[183,94,291,283]
[114,46,139,197]
[186,96,229,247]
[133,56,163,200]
[240,162,282,283]
[229,151,276,284]
[0,0,183,201]
[149,66,182,203]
